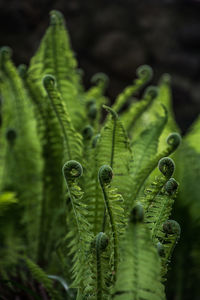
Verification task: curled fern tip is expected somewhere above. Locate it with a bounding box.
[43,74,56,89]
[0,46,12,60]
[62,160,83,180]
[167,132,181,151]
[136,64,153,82]
[163,220,181,235]
[158,157,175,179]
[165,178,179,195]
[98,165,113,185]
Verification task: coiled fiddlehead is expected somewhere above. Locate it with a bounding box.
[166,132,181,153]
[136,64,153,82]
[143,85,159,100]
[43,74,56,89]
[164,178,178,195]
[62,160,83,182]
[91,73,109,91]
[99,165,113,186]
[158,157,175,179]
[163,219,181,236]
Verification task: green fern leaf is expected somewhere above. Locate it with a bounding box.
[62,160,93,295]
[96,105,133,205]
[43,74,83,163]
[27,10,85,130]
[113,205,166,300]
[98,165,125,283]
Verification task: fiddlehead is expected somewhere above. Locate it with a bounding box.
[158,157,175,179]
[62,160,83,182]
[166,132,181,153]
[99,165,113,186]
[136,64,153,82]
[91,72,109,91]
[43,74,56,89]
[163,219,181,236]
[164,178,179,195]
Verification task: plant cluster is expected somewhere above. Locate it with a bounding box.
[0,10,200,300]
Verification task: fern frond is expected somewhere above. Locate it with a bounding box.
[96,105,133,205]
[120,85,159,136]
[130,132,181,205]
[159,220,181,279]
[62,160,93,295]
[140,157,175,212]
[43,74,83,163]
[25,257,62,300]
[0,46,43,258]
[145,176,178,245]
[98,165,125,283]
[112,205,166,300]
[27,10,85,130]
[87,232,110,299]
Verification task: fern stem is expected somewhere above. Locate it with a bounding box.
[94,232,108,300]
[43,75,72,160]
[101,105,117,232]
[99,166,118,282]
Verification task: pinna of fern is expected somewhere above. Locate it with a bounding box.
[0,9,185,300]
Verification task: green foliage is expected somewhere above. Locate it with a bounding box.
[1,9,198,300]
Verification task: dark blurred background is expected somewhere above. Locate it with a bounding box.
[0,0,200,133]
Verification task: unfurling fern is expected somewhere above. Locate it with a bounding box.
[0,9,186,300]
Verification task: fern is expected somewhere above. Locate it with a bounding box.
[98,165,125,283]
[0,9,187,300]
[62,160,93,297]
